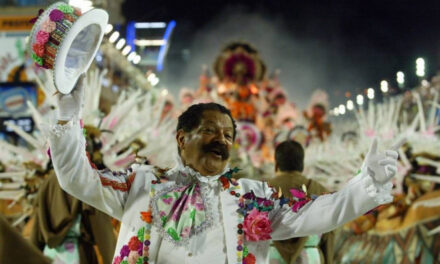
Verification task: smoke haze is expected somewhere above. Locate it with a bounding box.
[162,5,367,109]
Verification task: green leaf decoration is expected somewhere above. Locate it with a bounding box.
[58,4,73,14]
[137,227,145,241]
[243,246,249,257]
[190,209,196,221]
[161,216,168,226]
[31,53,43,65]
[167,227,180,241]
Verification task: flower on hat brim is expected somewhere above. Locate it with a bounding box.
[58,4,74,14]
[32,43,45,57]
[49,9,64,22]
[36,30,50,44]
[31,53,43,66]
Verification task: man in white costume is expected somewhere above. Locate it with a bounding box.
[48,78,402,264]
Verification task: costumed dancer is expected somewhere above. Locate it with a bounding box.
[30,4,403,264]
[47,78,403,263]
[31,169,117,264]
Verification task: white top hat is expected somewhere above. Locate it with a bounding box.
[29,2,108,94]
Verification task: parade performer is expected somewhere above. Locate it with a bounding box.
[31,168,117,264]
[45,76,404,264]
[268,140,334,264]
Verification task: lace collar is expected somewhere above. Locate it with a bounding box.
[166,155,230,185]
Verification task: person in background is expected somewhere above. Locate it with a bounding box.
[268,140,334,264]
[30,169,117,263]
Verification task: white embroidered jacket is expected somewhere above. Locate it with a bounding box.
[47,120,393,264]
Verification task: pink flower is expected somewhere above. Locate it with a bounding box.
[120,245,130,258]
[291,200,310,212]
[127,250,140,264]
[49,9,64,22]
[112,256,122,264]
[181,226,191,238]
[289,188,306,199]
[41,19,56,33]
[36,30,49,44]
[242,208,272,241]
[195,202,204,211]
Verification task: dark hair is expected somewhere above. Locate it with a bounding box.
[275,140,304,172]
[177,103,237,139]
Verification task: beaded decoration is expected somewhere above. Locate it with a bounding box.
[29,2,82,69]
[112,167,317,264]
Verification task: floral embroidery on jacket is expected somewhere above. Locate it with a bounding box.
[113,227,147,264]
[99,171,136,192]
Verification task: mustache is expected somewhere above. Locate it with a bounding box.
[202,142,229,160]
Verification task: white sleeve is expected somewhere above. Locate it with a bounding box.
[270,169,393,240]
[45,119,135,220]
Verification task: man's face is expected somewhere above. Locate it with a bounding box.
[177,110,234,176]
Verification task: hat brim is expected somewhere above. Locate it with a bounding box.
[54,8,108,94]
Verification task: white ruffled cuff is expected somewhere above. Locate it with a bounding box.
[361,170,394,205]
[40,118,78,139]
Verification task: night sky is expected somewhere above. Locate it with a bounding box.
[122,0,440,108]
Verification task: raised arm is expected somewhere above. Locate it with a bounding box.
[270,138,404,239]
[46,76,133,220]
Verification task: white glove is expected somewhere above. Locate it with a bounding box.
[56,74,85,121]
[363,138,405,184]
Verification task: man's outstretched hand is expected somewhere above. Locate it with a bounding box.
[364,138,406,184]
[56,74,85,122]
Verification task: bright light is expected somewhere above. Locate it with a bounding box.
[134,39,167,46]
[147,73,160,86]
[161,89,168,96]
[151,77,159,86]
[421,80,429,87]
[380,80,389,93]
[115,38,126,50]
[416,57,425,77]
[346,100,354,110]
[147,73,157,82]
[104,24,113,34]
[133,55,141,64]
[356,94,364,105]
[135,22,167,29]
[334,107,340,116]
[338,104,346,115]
[367,88,375,99]
[396,71,405,85]
[121,46,131,56]
[109,31,120,43]
[127,52,136,62]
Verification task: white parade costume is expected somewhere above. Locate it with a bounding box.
[47,118,397,264]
